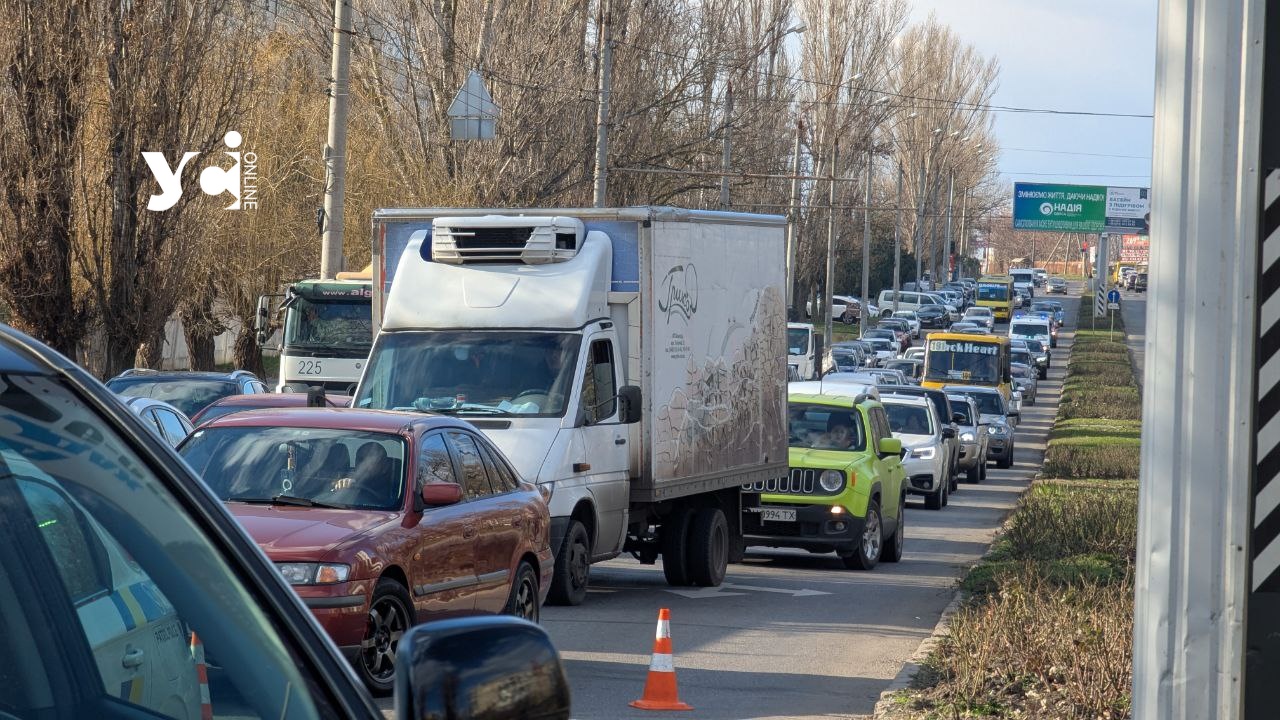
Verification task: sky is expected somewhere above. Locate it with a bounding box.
[907,0,1156,194]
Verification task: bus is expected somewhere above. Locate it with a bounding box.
[976,275,1015,322]
[921,332,1012,401]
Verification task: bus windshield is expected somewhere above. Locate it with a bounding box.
[284,298,373,349]
[977,284,1009,301]
[925,339,1002,384]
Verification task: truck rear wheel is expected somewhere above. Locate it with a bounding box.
[662,507,694,586]
[686,508,728,587]
[546,520,590,606]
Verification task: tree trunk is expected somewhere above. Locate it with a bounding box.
[180,292,220,371]
[135,324,166,369]
[233,323,265,378]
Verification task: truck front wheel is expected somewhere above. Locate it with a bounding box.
[687,508,729,587]
[547,520,590,606]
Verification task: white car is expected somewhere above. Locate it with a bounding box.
[961,307,995,331]
[119,396,195,448]
[862,337,898,364]
[880,394,952,510]
[1008,318,1053,350]
[789,379,880,400]
[891,311,922,338]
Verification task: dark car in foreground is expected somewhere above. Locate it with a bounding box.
[106,368,268,417]
[0,324,570,720]
[179,408,554,693]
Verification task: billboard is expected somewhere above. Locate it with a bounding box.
[1119,233,1150,263]
[1013,182,1150,234]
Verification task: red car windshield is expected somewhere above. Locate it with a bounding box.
[181,426,407,511]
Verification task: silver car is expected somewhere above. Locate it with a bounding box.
[946,394,990,483]
[119,396,195,448]
[1011,362,1039,405]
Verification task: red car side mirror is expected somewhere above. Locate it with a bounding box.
[422,482,463,506]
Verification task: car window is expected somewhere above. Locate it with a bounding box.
[582,339,617,424]
[418,432,457,490]
[154,409,189,445]
[869,407,894,446]
[145,408,168,439]
[0,374,329,720]
[446,431,495,500]
[478,441,520,493]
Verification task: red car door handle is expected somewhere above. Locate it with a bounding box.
[463,524,477,539]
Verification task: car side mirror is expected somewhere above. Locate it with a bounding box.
[421,482,463,507]
[878,437,902,459]
[618,385,642,425]
[396,616,571,720]
[941,427,956,439]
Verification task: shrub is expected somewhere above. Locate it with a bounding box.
[1001,484,1139,559]
[1043,442,1141,479]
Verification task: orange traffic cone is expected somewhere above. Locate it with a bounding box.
[189,633,213,720]
[630,608,693,711]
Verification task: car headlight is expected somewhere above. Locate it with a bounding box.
[819,470,845,492]
[910,447,936,459]
[276,562,350,585]
[960,431,975,442]
[988,424,1010,436]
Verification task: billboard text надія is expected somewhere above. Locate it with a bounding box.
[1013,182,1149,234]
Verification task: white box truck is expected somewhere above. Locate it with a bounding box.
[355,207,788,604]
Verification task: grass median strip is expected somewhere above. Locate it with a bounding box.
[891,295,1140,719]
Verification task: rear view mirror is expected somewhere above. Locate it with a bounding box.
[396,616,571,720]
[877,437,902,458]
[421,482,463,507]
[618,385,642,424]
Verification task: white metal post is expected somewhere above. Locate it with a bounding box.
[1133,0,1261,717]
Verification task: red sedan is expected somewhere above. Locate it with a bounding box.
[178,407,553,694]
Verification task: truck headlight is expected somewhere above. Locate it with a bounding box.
[276,562,350,585]
[819,470,844,492]
[960,431,975,442]
[910,447,936,459]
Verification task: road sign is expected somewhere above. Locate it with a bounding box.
[447,70,499,141]
[1013,182,1151,233]
[1108,289,1121,304]
[1108,302,1120,310]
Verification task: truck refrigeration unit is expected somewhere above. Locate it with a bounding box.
[354,207,788,604]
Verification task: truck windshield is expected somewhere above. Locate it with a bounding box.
[925,339,1002,384]
[355,331,583,417]
[787,328,809,355]
[284,298,372,349]
[977,284,1009,301]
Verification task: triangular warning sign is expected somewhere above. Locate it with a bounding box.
[447,70,499,118]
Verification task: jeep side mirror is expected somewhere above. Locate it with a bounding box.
[618,385,642,425]
[877,437,902,458]
[396,616,571,720]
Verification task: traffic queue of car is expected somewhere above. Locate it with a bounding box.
[741,278,1065,574]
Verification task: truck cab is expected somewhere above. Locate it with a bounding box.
[257,274,373,394]
[787,322,833,380]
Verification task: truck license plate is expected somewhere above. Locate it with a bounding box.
[757,507,796,522]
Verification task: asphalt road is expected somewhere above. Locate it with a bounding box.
[1120,286,1147,387]
[529,291,1083,720]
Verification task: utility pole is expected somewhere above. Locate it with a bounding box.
[913,157,925,287]
[944,173,954,282]
[319,0,353,280]
[785,119,804,317]
[893,161,902,312]
[860,146,872,328]
[591,0,613,208]
[720,81,733,209]
[958,188,969,277]
[930,179,941,285]
[824,142,838,350]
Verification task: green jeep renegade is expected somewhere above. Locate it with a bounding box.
[742,392,908,570]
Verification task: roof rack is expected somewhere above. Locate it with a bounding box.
[117,368,158,377]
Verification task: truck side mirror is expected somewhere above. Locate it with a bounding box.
[395,616,571,720]
[618,385,642,424]
[942,427,956,440]
[254,295,271,345]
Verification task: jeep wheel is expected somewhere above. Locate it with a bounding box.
[841,499,882,570]
[882,495,905,563]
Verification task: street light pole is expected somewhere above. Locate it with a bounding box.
[893,161,902,313]
[591,0,613,208]
[824,141,838,350]
[785,119,804,317]
[945,172,955,282]
[861,145,872,329]
[720,81,733,209]
[319,0,353,280]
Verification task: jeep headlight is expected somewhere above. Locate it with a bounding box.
[960,431,975,442]
[819,470,844,492]
[910,447,936,459]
